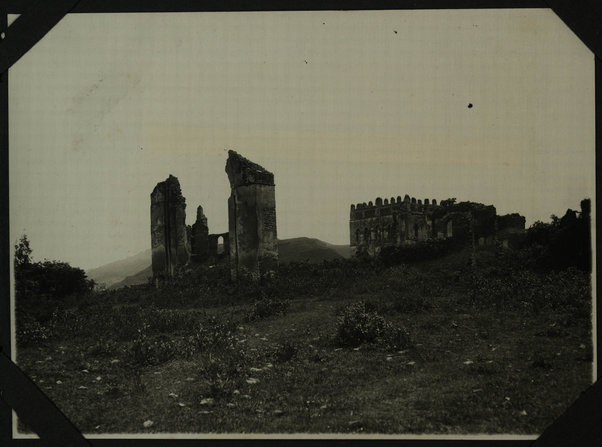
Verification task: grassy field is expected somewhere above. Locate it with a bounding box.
[15,246,593,435]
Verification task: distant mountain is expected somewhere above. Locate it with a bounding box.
[278,237,352,264]
[93,238,352,289]
[86,249,151,288]
[110,265,153,289]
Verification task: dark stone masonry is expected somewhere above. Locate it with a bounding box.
[150,175,191,284]
[150,151,278,283]
[349,195,525,256]
[226,150,278,281]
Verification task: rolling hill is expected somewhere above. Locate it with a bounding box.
[90,238,353,289]
[86,249,151,288]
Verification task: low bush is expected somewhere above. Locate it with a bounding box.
[335,301,411,350]
[247,297,289,321]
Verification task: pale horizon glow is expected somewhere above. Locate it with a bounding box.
[9,9,595,270]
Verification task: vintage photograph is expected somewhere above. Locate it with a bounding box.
[9,9,595,437]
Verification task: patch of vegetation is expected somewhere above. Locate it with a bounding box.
[379,238,459,266]
[12,201,593,434]
[335,301,412,350]
[521,198,591,272]
[246,296,289,321]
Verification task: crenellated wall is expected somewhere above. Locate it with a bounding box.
[349,195,444,256]
[350,196,523,256]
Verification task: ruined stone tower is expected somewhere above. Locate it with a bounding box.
[225,150,278,280]
[190,205,209,261]
[150,175,190,282]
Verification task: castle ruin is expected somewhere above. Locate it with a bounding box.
[226,150,278,281]
[150,175,191,283]
[350,195,525,256]
[150,151,278,283]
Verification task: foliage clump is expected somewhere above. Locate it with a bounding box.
[335,301,411,350]
[247,296,289,321]
[521,198,591,272]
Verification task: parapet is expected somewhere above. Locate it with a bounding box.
[350,194,442,218]
[225,150,275,189]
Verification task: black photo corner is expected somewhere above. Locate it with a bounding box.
[1,1,601,446]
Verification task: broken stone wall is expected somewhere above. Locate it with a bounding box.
[226,151,278,280]
[150,175,190,281]
[190,205,209,262]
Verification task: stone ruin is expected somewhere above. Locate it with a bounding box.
[226,150,278,281]
[150,175,191,284]
[150,151,278,283]
[349,195,525,256]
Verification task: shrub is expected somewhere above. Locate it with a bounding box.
[335,301,411,349]
[16,313,53,346]
[131,332,177,366]
[247,297,289,321]
[198,346,249,399]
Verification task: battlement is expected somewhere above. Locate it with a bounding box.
[350,194,526,255]
[350,194,440,219]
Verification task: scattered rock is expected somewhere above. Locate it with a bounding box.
[95,376,102,381]
[246,378,260,384]
[519,410,527,416]
[143,420,153,428]
[386,356,393,361]
[233,390,240,395]
[273,409,284,416]
[348,420,362,429]
[242,394,251,399]
[94,425,101,430]
[81,369,89,374]
[200,398,215,406]
[78,385,88,390]
[110,359,120,364]
[227,403,236,408]
[177,402,186,407]
[265,363,273,368]
[407,361,416,366]
[56,380,62,385]
[463,360,473,365]
[168,393,178,398]
[185,377,195,382]
[250,367,263,372]
[200,410,212,415]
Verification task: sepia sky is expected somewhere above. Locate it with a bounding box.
[9,9,595,270]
